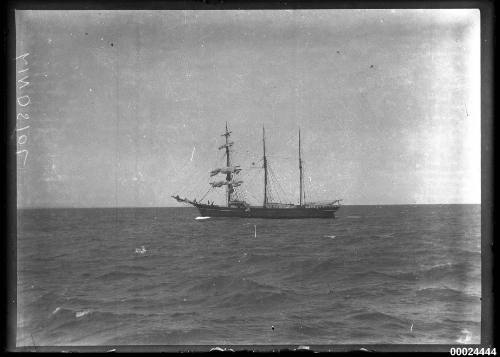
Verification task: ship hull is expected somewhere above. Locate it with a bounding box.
[194,204,338,219]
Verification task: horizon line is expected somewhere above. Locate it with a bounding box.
[17,203,482,209]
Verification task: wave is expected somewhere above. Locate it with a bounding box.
[103,327,215,345]
[126,281,172,293]
[113,264,152,272]
[416,287,479,302]
[216,289,294,310]
[186,275,276,296]
[348,310,409,329]
[288,322,329,337]
[96,271,150,281]
[184,275,296,310]
[44,306,150,334]
[241,252,277,265]
[374,233,396,238]
[416,262,475,283]
[282,258,345,281]
[341,270,411,284]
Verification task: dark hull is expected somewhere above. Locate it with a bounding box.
[194,204,338,219]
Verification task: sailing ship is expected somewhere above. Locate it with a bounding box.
[172,124,342,218]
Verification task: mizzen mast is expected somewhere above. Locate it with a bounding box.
[263,126,268,207]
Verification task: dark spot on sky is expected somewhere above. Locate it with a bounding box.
[110,43,114,47]
[85,32,88,35]
[337,50,340,54]
[370,65,374,68]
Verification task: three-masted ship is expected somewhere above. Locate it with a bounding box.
[172,124,341,218]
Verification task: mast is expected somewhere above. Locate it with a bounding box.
[299,128,303,206]
[223,122,232,206]
[263,126,268,207]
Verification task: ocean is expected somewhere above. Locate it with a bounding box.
[16,205,481,347]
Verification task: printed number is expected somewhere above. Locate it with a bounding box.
[450,348,496,356]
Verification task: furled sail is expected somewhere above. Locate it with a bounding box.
[210,180,227,187]
[209,179,243,188]
[231,180,243,187]
[218,142,234,150]
[210,165,242,176]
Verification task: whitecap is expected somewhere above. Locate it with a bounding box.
[456,329,472,344]
[75,309,91,318]
[296,346,310,351]
[52,307,61,315]
[375,233,395,238]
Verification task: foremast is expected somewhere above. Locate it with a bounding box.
[222,123,233,206]
[203,123,243,207]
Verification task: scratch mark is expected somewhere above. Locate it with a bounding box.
[190,146,196,161]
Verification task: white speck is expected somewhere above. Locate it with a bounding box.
[48,38,52,44]
[89,88,93,92]
[410,323,413,332]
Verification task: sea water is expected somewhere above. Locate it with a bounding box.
[16,205,481,346]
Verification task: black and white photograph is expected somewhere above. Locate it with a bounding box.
[11,6,490,351]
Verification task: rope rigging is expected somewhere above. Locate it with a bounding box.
[174,124,337,207]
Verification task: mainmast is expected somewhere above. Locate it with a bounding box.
[223,122,232,206]
[263,126,268,207]
[299,128,304,206]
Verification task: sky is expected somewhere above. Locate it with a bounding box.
[15,9,480,208]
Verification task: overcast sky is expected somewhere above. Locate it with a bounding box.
[16,9,480,207]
